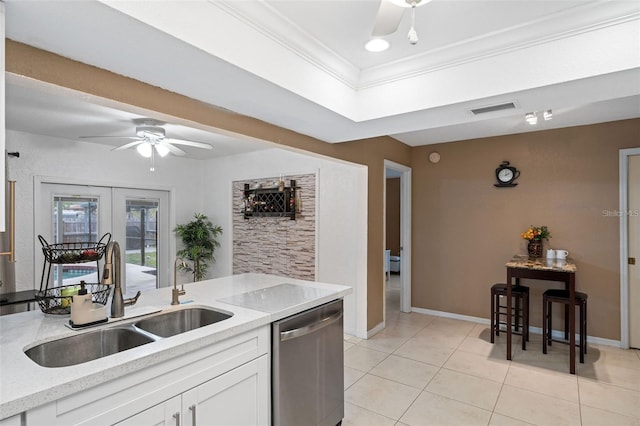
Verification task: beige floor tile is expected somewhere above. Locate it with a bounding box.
[379,321,426,338]
[394,337,456,367]
[400,391,492,426]
[344,366,366,390]
[345,334,363,344]
[342,402,397,426]
[495,384,581,426]
[443,349,510,383]
[358,333,410,354]
[579,361,640,392]
[505,364,579,403]
[344,374,421,420]
[510,344,573,374]
[369,354,439,390]
[580,404,639,426]
[578,377,640,419]
[428,316,477,334]
[413,325,468,349]
[425,368,502,411]
[489,413,535,426]
[344,346,389,372]
[456,334,512,359]
[587,344,640,371]
[344,341,355,352]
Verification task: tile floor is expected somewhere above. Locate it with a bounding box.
[342,275,640,426]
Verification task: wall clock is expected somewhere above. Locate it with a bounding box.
[494,161,520,187]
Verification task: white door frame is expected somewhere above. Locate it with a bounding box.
[619,147,640,349]
[384,160,412,313]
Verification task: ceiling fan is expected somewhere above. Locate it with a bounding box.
[80,121,212,171]
[372,0,432,44]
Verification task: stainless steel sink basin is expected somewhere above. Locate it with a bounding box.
[25,327,155,368]
[24,307,233,368]
[134,307,233,338]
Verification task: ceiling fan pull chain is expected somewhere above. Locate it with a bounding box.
[408,4,418,45]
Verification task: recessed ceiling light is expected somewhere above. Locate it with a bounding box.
[544,109,553,121]
[365,39,390,53]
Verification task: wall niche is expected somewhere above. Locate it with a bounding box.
[232,173,315,280]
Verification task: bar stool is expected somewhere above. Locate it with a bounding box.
[490,283,530,349]
[542,289,588,363]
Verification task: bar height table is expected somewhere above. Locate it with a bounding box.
[505,255,578,374]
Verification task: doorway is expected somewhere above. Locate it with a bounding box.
[35,180,170,295]
[619,148,640,349]
[384,160,412,319]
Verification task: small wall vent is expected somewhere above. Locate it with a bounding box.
[470,102,516,115]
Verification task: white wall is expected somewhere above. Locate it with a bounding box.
[5,131,368,337]
[6,130,205,291]
[203,148,368,337]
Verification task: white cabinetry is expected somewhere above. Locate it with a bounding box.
[117,356,269,426]
[26,326,270,426]
[116,396,181,426]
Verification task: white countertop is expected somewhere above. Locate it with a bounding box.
[0,273,351,419]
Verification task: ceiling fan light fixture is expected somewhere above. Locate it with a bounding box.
[365,38,390,52]
[389,0,431,8]
[136,143,152,158]
[155,144,170,157]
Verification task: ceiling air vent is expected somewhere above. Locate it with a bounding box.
[470,102,516,115]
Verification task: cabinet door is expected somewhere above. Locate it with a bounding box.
[182,355,269,426]
[116,395,181,426]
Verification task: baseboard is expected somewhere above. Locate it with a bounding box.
[411,306,622,348]
[366,321,386,339]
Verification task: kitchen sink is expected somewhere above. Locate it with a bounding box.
[24,307,233,368]
[25,327,155,368]
[133,307,233,338]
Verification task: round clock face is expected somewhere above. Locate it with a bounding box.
[428,152,441,164]
[498,167,514,183]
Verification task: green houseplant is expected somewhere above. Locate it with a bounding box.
[175,213,222,281]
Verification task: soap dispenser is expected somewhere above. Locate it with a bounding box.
[70,281,92,325]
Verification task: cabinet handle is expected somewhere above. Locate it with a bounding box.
[189,404,197,425]
[173,412,180,426]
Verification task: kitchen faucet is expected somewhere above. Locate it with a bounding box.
[102,241,141,318]
[172,257,188,305]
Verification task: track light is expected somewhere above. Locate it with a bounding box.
[525,112,538,125]
[544,109,553,121]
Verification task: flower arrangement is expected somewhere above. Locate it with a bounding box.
[521,225,551,241]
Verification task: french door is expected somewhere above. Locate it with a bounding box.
[36,182,169,294]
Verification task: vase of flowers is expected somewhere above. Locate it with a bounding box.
[521,225,551,258]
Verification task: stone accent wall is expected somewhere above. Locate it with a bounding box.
[233,174,316,280]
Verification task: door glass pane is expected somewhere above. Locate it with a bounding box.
[125,199,159,293]
[51,196,99,287]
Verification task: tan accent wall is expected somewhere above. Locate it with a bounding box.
[6,40,412,331]
[386,178,401,257]
[411,119,640,340]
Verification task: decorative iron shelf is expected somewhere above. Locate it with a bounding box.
[242,180,297,220]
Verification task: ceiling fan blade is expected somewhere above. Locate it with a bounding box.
[80,135,140,140]
[372,0,405,36]
[112,140,145,151]
[165,138,213,150]
[162,142,187,156]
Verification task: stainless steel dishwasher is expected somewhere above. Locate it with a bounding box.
[272,299,344,426]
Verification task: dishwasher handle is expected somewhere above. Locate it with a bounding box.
[279,310,343,342]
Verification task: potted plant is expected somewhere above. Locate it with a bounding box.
[175,213,223,281]
[521,225,551,258]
